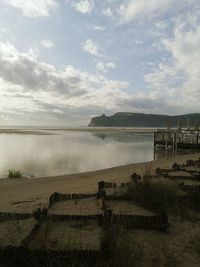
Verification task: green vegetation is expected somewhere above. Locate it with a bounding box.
[8,169,22,178]
[88,112,200,127]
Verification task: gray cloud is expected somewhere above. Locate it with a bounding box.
[0,43,87,97]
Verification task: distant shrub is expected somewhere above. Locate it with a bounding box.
[8,169,22,178]
[126,179,179,213]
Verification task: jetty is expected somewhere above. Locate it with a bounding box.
[154,128,200,150]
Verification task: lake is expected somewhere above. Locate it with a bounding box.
[0,130,154,178]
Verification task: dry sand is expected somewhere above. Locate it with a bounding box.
[0,152,200,213]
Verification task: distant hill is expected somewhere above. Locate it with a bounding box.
[88,112,200,128]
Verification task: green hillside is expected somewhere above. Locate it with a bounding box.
[88,112,200,127]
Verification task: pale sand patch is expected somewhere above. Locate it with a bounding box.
[0,152,200,213]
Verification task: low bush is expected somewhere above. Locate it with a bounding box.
[126,179,179,213]
[8,169,22,178]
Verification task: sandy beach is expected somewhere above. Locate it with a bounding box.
[0,152,200,213]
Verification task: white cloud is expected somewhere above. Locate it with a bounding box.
[72,0,94,14]
[120,0,173,22]
[155,21,168,30]
[82,39,103,57]
[40,39,55,49]
[134,40,143,44]
[93,25,105,31]
[96,61,116,72]
[102,7,113,18]
[3,0,59,18]
[144,8,200,112]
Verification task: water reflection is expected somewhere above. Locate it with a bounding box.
[0,131,154,178]
[154,148,198,160]
[92,132,153,142]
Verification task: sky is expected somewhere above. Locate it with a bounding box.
[0,0,199,126]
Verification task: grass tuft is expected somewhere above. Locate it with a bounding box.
[8,169,22,178]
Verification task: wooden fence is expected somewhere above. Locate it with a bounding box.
[49,192,96,207]
[179,183,200,192]
[48,214,103,223]
[98,181,130,192]
[0,246,108,267]
[103,212,168,231]
[0,212,33,221]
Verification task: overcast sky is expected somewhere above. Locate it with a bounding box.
[0,0,199,126]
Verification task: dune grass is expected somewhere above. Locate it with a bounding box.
[126,179,180,213]
[8,169,22,178]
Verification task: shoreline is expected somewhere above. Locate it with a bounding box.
[1,151,200,213]
[0,129,52,135]
[0,127,156,135]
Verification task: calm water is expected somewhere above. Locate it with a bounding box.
[0,131,154,178]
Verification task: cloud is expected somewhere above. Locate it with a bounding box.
[102,7,113,18]
[119,0,173,22]
[0,41,130,124]
[96,61,116,73]
[3,0,59,18]
[82,39,103,57]
[40,39,55,49]
[144,7,200,112]
[0,41,85,96]
[71,0,94,14]
[93,25,105,31]
[117,0,198,23]
[134,40,143,44]
[155,21,168,30]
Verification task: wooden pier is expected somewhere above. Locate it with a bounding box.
[154,129,200,150]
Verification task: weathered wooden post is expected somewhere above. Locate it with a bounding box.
[98,181,105,192]
[160,210,169,231]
